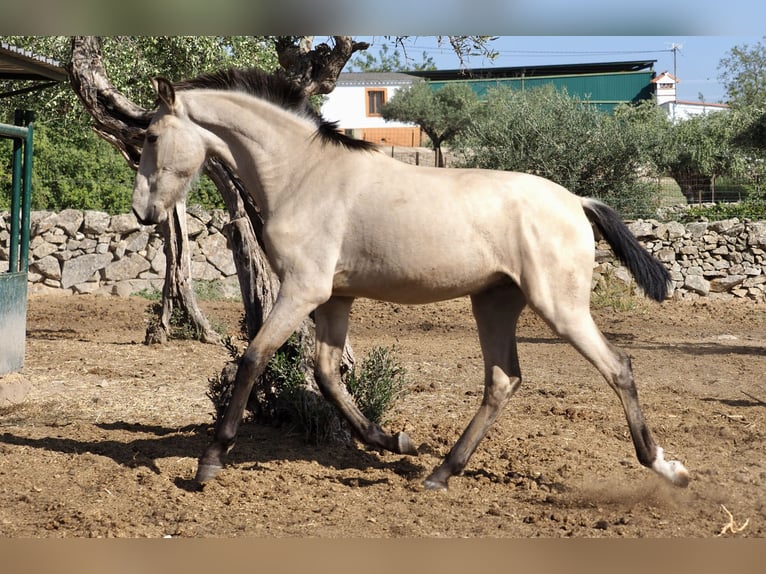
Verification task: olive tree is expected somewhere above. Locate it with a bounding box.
[455,86,655,216]
[382,81,479,167]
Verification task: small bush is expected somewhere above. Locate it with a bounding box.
[205,340,409,446]
[346,346,408,425]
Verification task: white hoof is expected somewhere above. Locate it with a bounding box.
[651,446,690,487]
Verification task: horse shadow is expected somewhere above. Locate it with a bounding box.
[0,419,426,492]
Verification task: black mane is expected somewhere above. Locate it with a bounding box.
[173,67,377,152]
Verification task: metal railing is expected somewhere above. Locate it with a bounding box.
[1,110,35,274]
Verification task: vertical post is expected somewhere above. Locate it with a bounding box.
[8,111,24,273]
[20,111,35,272]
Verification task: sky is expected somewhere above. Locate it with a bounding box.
[354,36,764,104]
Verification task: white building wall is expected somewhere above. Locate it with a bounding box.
[659,101,730,122]
[321,84,416,130]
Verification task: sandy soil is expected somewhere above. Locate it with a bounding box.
[0,293,764,538]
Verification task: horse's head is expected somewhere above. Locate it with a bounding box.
[132,77,207,225]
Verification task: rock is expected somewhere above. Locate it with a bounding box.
[83,210,111,235]
[187,204,212,225]
[708,218,739,233]
[191,260,222,281]
[0,373,32,407]
[110,213,141,234]
[684,275,710,296]
[124,230,150,253]
[30,211,57,235]
[61,253,114,288]
[665,221,686,239]
[627,220,654,238]
[686,222,708,238]
[150,249,167,275]
[656,248,676,263]
[613,266,634,285]
[30,255,62,281]
[185,215,206,238]
[56,209,84,237]
[31,241,58,260]
[709,275,746,293]
[748,222,766,248]
[103,253,151,281]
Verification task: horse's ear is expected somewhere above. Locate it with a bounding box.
[152,77,176,109]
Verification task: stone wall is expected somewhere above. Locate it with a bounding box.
[1,208,765,301]
[0,206,240,298]
[595,218,766,301]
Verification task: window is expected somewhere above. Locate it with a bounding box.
[366,88,386,116]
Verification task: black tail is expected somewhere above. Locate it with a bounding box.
[582,198,670,302]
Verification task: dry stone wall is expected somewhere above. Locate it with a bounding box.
[595,218,766,301]
[0,206,240,298]
[1,209,765,302]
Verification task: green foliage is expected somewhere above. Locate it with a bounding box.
[22,123,135,213]
[267,337,341,445]
[718,36,766,108]
[348,43,436,72]
[346,346,408,425]
[679,183,766,221]
[0,36,277,212]
[383,81,479,165]
[591,270,642,313]
[456,86,657,217]
[206,338,409,446]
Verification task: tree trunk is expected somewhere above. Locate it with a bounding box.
[669,168,712,204]
[69,36,216,344]
[144,203,220,344]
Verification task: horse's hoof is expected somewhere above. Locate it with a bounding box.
[667,461,690,487]
[195,462,223,484]
[423,477,448,491]
[651,447,690,487]
[395,431,418,455]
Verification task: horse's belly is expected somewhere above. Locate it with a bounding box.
[332,263,507,304]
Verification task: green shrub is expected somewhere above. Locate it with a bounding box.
[346,346,408,425]
[206,339,409,446]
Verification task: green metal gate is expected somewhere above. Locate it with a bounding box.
[1,110,34,376]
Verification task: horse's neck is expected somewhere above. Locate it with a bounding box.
[184,91,319,216]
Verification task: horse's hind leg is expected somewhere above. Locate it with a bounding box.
[313,296,417,455]
[528,286,689,487]
[424,283,526,490]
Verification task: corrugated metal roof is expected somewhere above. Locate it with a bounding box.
[0,42,68,82]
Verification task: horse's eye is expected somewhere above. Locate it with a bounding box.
[147,134,158,144]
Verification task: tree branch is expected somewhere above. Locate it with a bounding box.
[275,36,369,96]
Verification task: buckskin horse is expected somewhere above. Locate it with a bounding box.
[131,68,689,490]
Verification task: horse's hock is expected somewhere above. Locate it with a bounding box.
[1,208,765,302]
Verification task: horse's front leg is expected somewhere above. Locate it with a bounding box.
[195,291,319,484]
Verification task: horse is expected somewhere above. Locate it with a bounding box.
[132,67,689,491]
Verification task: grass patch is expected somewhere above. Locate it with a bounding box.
[591,270,643,313]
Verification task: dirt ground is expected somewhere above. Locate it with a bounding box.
[1,292,764,538]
